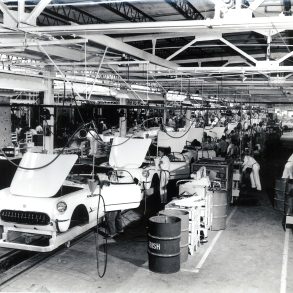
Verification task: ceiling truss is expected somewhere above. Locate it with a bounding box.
[166,0,204,20]
[42,5,106,25]
[0,0,293,103]
[101,2,155,22]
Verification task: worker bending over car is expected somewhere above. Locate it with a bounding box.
[242,151,261,191]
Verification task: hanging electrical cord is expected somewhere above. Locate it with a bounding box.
[89,116,162,148]
[92,170,137,278]
[70,87,133,148]
[161,122,193,139]
[70,87,110,148]
[0,122,91,171]
[110,116,159,147]
[94,190,108,278]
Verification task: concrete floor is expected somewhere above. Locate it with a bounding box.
[0,190,291,293]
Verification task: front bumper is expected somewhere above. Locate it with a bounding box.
[0,220,97,252]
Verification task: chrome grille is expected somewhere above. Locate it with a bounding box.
[0,210,50,226]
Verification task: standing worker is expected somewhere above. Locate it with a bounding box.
[282,153,293,179]
[86,127,103,157]
[156,147,171,204]
[242,151,262,191]
[105,210,124,238]
[98,120,107,134]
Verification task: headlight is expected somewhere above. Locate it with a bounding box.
[57,201,67,213]
[142,169,150,178]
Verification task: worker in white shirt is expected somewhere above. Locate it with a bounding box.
[211,115,219,127]
[242,152,261,191]
[86,129,101,156]
[35,124,43,134]
[157,147,171,204]
[282,153,293,179]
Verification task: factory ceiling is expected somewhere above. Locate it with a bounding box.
[1,0,293,104]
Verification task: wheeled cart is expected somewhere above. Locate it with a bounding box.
[165,197,201,255]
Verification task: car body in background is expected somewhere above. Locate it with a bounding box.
[282,119,293,131]
[127,126,174,139]
[99,135,199,203]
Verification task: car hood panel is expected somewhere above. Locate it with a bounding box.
[109,137,152,168]
[157,130,187,153]
[10,153,78,197]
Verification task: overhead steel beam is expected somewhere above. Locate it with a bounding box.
[43,5,106,25]
[220,37,258,64]
[12,15,293,36]
[119,32,221,42]
[278,50,293,64]
[18,0,25,23]
[28,45,86,62]
[26,0,52,25]
[166,34,223,60]
[119,32,195,42]
[0,38,87,48]
[0,1,17,23]
[178,65,293,73]
[102,2,155,22]
[166,0,204,20]
[166,37,197,60]
[80,34,177,69]
[37,13,69,26]
[0,71,46,91]
[0,48,25,53]
[175,52,286,64]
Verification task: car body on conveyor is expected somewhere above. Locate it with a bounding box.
[127,126,174,139]
[282,119,293,131]
[0,152,142,252]
[99,137,163,200]
[100,135,200,203]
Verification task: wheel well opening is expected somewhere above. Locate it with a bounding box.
[69,205,89,229]
[151,174,160,186]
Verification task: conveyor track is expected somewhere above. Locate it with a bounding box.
[0,229,95,287]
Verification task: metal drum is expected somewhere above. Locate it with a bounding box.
[274,179,287,213]
[212,190,227,231]
[148,215,181,274]
[159,209,189,263]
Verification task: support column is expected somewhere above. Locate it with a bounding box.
[119,98,127,137]
[152,39,156,55]
[43,66,55,153]
[163,101,168,125]
[186,109,191,127]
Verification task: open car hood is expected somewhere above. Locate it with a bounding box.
[109,137,152,168]
[187,128,204,143]
[157,130,188,153]
[204,126,225,139]
[10,153,78,197]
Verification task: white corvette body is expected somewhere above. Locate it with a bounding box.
[105,135,198,205]
[103,137,159,193]
[0,153,142,252]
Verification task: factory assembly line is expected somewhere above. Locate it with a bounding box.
[0,129,202,252]
[0,0,293,291]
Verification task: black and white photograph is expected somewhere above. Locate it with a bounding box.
[0,0,292,292]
